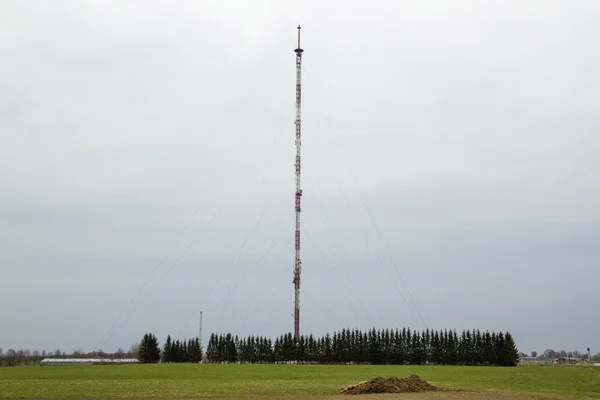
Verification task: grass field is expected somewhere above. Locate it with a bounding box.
[0,364,598,399]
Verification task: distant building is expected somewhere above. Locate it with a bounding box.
[553,357,586,365]
[40,358,139,366]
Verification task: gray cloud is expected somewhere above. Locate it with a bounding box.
[1,0,599,355]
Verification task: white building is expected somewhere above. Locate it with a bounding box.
[40,358,139,366]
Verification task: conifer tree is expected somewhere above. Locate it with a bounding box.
[459,330,467,365]
[174,340,181,362]
[305,334,314,363]
[314,337,322,363]
[354,329,366,364]
[254,336,260,363]
[259,336,266,363]
[391,329,400,365]
[422,330,430,364]
[206,333,217,363]
[495,332,505,366]
[400,328,408,364]
[431,330,442,364]
[241,337,248,363]
[330,332,338,363]
[138,333,160,363]
[179,339,185,362]
[473,329,483,365]
[314,336,323,363]
[217,334,225,362]
[339,330,348,363]
[324,333,332,363]
[184,339,190,362]
[186,338,193,362]
[404,328,413,364]
[287,332,295,361]
[367,328,379,364]
[503,332,519,367]
[344,329,352,363]
[260,336,267,363]
[163,335,173,362]
[360,330,368,364]
[301,335,309,362]
[411,331,424,364]
[192,337,202,363]
[491,332,498,366]
[182,340,188,362]
[279,334,286,362]
[223,333,236,363]
[446,330,458,365]
[234,335,240,362]
[482,331,493,366]
[137,333,149,363]
[440,330,448,364]
[354,329,361,363]
[381,329,390,364]
[151,333,161,363]
[273,336,281,362]
[253,335,259,363]
[247,336,254,363]
[346,329,355,364]
[266,338,274,363]
[279,333,288,361]
[263,336,270,363]
[248,336,253,363]
[466,330,476,365]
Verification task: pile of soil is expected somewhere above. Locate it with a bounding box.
[340,374,437,395]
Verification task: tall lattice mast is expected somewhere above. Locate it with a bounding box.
[293,25,304,341]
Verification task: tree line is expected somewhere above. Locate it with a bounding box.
[0,346,139,367]
[204,328,520,366]
[163,335,202,363]
[1,327,524,367]
[136,333,203,363]
[528,349,600,361]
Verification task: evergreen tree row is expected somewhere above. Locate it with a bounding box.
[205,328,519,366]
[206,333,274,363]
[162,335,202,363]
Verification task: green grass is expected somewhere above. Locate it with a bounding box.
[0,364,598,398]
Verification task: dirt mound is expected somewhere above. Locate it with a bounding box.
[340,374,437,395]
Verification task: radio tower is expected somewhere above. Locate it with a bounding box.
[293,25,304,342]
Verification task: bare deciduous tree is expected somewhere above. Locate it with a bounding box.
[115,348,125,359]
[23,349,31,366]
[129,342,140,357]
[6,349,17,367]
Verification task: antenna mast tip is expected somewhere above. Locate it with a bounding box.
[295,25,303,51]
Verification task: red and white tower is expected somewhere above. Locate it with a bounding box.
[293,25,304,342]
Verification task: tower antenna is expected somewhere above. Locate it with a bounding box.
[293,25,304,342]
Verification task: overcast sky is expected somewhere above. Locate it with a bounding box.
[1,0,599,356]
